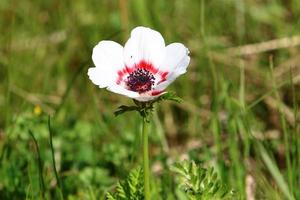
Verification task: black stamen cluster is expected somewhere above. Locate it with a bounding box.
[126,69,155,93]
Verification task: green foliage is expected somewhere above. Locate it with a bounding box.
[155,92,183,103]
[114,92,182,118]
[106,167,144,200]
[171,160,237,200]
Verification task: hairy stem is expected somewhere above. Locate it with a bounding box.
[142,117,150,200]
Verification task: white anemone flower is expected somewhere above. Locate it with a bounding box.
[88,26,190,102]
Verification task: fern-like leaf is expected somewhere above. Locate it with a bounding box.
[106,167,144,200]
[171,160,238,200]
[106,192,117,200]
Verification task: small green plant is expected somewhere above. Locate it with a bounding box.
[171,160,237,200]
[106,160,238,200]
[106,167,144,200]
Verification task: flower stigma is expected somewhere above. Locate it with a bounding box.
[126,68,155,93]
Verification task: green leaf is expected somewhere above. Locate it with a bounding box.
[155,92,183,103]
[171,160,239,200]
[106,192,116,200]
[114,92,182,118]
[114,105,139,116]
[258,143,295,200]
[105,167,144,200]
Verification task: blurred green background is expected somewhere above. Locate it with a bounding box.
[1,0,300,199]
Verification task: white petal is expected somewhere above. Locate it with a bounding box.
[107,85,163,102]
[88,41,124,88]
[134,95,157,102]
[107,85,140,98]
[155,43,190,90]
[133,91,165,102]
[88,67,107,87]
[124,26,165,69]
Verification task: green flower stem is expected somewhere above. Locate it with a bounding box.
[142,116,150,200]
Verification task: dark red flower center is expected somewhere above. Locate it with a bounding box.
[126,69,155,93]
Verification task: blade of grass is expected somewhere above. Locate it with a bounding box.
[242,95,293,199]
[4,4,15,130]
[200,0,205,37]
[269,56,292,192]
[153,109,169,153]
[48,116,64,199]
[228,117,245,196]
[201,0,224,178]
[289,68,299,194]
[258,142,295,200]
[131,0,152,27]
[235,0,246,109]
[28,129,46,199]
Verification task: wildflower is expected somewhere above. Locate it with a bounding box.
[88,26,190,101]
[33,105,42,116]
